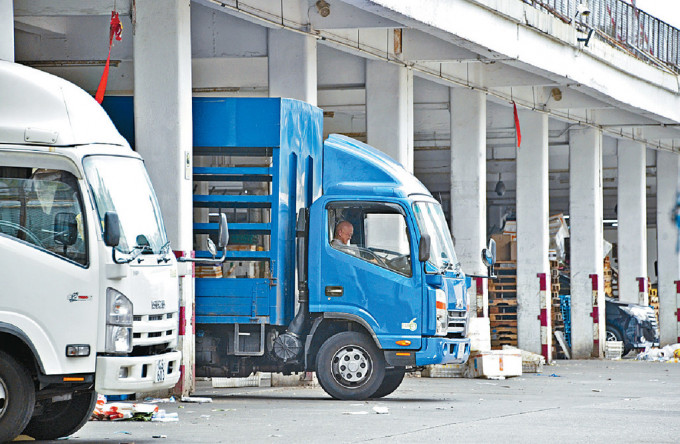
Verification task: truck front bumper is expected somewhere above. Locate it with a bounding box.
[95,350,182,395]
[415,337,471,366]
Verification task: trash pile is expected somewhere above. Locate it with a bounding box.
[635,343,680,362]
[91,395,179,422]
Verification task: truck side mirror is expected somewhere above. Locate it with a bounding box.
[481,238,496,267]
[104,211,121,247]
[419,234,431,262]
[217,213,229,249]
[481,238,497,278]
[54,212,78,246]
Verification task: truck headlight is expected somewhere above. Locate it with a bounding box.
[106,288,133,353]
[435,289,448,336]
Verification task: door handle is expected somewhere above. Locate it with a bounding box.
[325,286,344,297]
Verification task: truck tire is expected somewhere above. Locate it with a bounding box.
[0,351,36,443]
[316,331,386,400]
[23,389,97,440]
[370,367,406,398]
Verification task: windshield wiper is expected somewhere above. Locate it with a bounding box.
[113,244,147,264]
[158,241,172,263]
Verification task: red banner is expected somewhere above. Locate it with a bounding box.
[513,101,521,148]
[95,11,123,104]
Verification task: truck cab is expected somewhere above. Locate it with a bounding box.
[0,61,180,441]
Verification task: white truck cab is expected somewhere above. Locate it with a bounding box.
[0,61,180,441]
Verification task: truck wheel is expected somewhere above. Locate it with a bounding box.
[23,390,97,440]
[0,351,36,443]
[370,367,406,398]
[316,331,385,400]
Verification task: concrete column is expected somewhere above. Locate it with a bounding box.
[366,60,413,172]
[617,140,647,305]
[0,0,14,62]
[656,150,680,345]
[450,87,487,315]
[267,29,317,105]
[133,0,194,396]
[516,110,550,356]
[569,127,605,358]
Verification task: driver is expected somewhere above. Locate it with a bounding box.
[331,220,354,248]
[331,221,380,265]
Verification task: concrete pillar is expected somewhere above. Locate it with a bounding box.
[656,150,680,345]
[516,110,550,356]
[450,87,487,315]
[133,0,194,396]
[617,140,647,305]
[569,127,605,358]
[0,0,14,62]
[267,29,317,105]
[366,60,413,172]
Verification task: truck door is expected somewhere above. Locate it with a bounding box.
[319,201,421,349]
[0,162,98,374]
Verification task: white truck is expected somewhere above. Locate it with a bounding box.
[0,61,181,441]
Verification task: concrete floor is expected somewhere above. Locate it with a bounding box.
[57,359,679,443]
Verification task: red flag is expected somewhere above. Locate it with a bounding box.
[95,11,123,104]
[513,101,521,148]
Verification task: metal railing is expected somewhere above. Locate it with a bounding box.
[523,0,680,73]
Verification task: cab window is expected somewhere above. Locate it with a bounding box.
[327,202,412,277]
[0,167,88,266]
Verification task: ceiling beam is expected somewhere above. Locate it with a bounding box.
[14,0,131,16]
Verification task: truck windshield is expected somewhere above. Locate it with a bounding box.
[83,156,168,255]
[413,201,458,270]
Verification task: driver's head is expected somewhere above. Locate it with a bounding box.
[334,221,354,245]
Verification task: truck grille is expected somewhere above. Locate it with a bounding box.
[447,310,468,338]
[132,312,178,347]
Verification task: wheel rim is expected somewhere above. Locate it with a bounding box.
[0,376,7,421]
[331,345,373,389]
[606,330,618,342]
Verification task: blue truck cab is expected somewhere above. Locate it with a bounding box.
[181,98,488,400]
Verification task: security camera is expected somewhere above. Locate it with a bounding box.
[576,3,591,17]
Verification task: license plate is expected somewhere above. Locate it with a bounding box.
[154,359,167,383]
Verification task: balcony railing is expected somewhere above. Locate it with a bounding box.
[523,0,680,73]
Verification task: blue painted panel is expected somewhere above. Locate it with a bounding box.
[322,134,431,198]
[101,96,135,148]
[195,250,270,260]
[193,194,272,209]
[192,98,282,148]
[192,98,324,326]
[194,223,271,234]
[197,315,270,324]
[196,278,269,318]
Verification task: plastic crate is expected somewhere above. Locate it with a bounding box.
[604,341,623,360]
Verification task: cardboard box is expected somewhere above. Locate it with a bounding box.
[490,234,515,262]
[469,350,522,379]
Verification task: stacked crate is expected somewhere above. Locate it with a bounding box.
[488,260,517,349]
[550,261,563,359]
[550,261,561,352]
[603,257,613,297]
[649,287,659,321]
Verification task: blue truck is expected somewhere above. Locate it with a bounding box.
[104,96,494,400]
[188,98,497,400]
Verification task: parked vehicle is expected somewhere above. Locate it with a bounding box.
[0,61,181,442]
[559,272,659,356]
[183,98,493,400]
[605,298,660,356]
